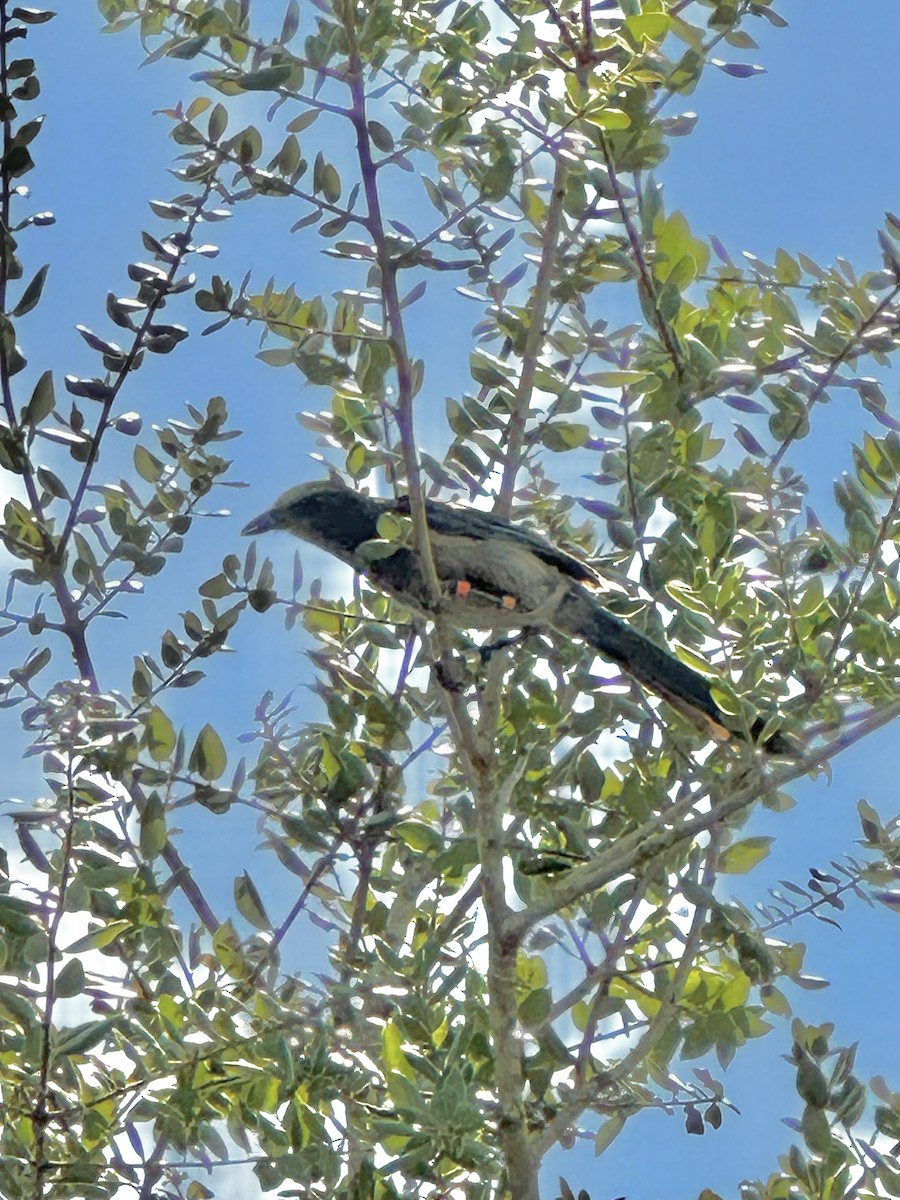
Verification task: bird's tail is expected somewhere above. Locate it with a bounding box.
[555,585,787,752]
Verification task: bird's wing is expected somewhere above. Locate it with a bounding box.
[389,495,600,586]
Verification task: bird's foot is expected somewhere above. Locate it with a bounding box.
[434,655,470,693]
[480,629,536,663]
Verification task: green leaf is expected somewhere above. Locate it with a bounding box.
[3,144,33,176]
[234,871,271,931]
[583,106,631,130]
[673,643,715,676]
[540,422,589,452]
[625,12,670,41]
[65,921,132,953]
[367,120,394,152]
[145,706,176,762]
[594,1114,625,1154]
[190,723,227,782]
[237,64,293,91]
[0,982,36,1024]
[800,1104,833,1155]
[139,792,168,857]
[12,263,48,316]
[320,162,341,203]
[12,9,56,25]
[134,444,164,482]
[382,1020,417,1081]
[21,368,54,425]
[386,1070,424,1112]
[199,572,234,599]
[287,109,318,133]
[518,987,551,1027]
[577,751,605,803]
[257,347,295,367]
[53,1018,117,1058]
[281,0,300,41]
[857,798,881,842]
[195,7,232,36]
[393,820,442,854]
[7,58,34,80]
[212,919,245,975]
[304,606,345,636]
[589,369,648,387]
[207,101,228,141]
[55,958,85,999]
[775,247,802,285]
[794,575,825,619]
[718,837,773,875]
[665,581,709,615]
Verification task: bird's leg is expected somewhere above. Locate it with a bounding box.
[477,581,573,661]
[434,655,470,693]
[479,629,536,663]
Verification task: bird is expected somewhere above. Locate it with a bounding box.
[242,479,789,753]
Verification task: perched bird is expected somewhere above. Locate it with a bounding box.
[243,480,788,752]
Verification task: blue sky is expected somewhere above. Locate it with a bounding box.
[3,3,900,1198]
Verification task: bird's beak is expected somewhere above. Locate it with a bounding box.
[242,510,276,537]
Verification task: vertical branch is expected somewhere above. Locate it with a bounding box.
[597,130,685,384]
[0,2,73,677]
[346,20,567,1194]
[496,153,569,516]
[474,759,540,1200]
[0,28,218,688]
[30,774,77,1199]
[344,24,441,605]
[621,387,650,571]
[55,174,218,561]
[0,0,43,523]
[610,833,722,1082]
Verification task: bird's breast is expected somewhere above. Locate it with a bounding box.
[368,534,564,628]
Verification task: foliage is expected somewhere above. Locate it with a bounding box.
[0,1,898,1198]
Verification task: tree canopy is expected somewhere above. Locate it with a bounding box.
[1,2,900,1199]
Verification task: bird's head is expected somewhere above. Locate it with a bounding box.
[242,480,384,560]
[242,480,346,536]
